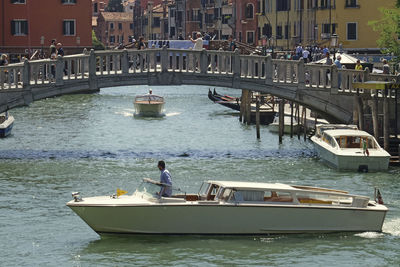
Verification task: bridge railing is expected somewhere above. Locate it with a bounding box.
[63,54,89,81]
[273,59,299,84]
[1,48,397,95]
[242,54,266,79]
[0,63,24,89]
[304,63,333,89]
[208,50,233,75]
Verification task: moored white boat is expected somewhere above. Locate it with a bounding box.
[0,111,14,137]
[311,124,390,172]
[67,178,387,235]
[134,91,165,117]
[269,114,299,134]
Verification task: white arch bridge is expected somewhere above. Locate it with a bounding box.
[1,47,398,123]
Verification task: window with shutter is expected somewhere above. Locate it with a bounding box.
[13,0,25,3]
[62,0,77,4]
[11,20,28,35]
[63,20,76,36]
[347,23,357,40]
[11,0,26,4]
[11,21,16,35]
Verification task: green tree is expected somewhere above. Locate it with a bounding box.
[105,0,124,12]
[92,30,105,50]
[368,5,400,61]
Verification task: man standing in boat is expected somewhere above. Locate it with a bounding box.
[157,160,172,197]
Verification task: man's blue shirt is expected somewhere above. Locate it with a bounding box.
[160,169,172,196]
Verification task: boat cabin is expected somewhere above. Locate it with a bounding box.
[196,181,371,208]
[134,94,164,104]
[0,112,9,124]
[321,129,379,150]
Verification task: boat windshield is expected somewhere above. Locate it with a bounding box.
[335,136,377,149]
[135,95,164,103]
[135,178,162,197]
[322,133,337,148]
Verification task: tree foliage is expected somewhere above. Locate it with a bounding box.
[92,30,105,50]
[368,6,400,61]
[105,0,124,12]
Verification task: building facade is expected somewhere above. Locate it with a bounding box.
[235,0,259,44]
[1,0,92,58]
[96,12,134,47]
[258,0,397,51]
[92,0,109,16]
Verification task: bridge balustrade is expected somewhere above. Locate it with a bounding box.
[63,54,89,81]
[304,64,333,89]
[273,59,299,84]
[0,63,24,90]
[1,47,398,123]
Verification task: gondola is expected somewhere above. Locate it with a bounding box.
[208,89,240,111]
[207,89,277,124]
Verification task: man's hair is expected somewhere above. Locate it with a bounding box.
[158,160,165,169]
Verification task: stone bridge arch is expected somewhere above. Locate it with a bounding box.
[0,47,397,124]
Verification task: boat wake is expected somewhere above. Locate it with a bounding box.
[115,109,135,117]
[382,218,400,237]
[165,112,180,117]
[354,232,385,239]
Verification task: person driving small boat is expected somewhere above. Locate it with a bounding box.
[157,160,172,197]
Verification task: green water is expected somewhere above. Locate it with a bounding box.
[0,85,399,266]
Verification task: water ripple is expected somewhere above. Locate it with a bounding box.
[0,148,315,160]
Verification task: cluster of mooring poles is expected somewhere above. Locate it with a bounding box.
[239,89,316,143]
[352,81,399,163]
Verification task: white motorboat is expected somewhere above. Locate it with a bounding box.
[134,90,165,117]
[311,124,390,172]
[0,111,14,137]
[269,114,299,134]
[67,178,387,234]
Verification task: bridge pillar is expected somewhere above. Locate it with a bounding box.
[22,59,30,90]
[331,65,338,91]
[122,49,129,75]
[55,55,64,86]
[200,48,208,74]
[265,55,272,84]
[297,58,305,87]
[161,46,168,73]
[232,49,241,88]
[88,49,98,91]
[22,59,33,105]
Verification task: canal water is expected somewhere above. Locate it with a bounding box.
[0,85,399,266]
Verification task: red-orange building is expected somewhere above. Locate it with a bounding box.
[0,0,92,58]
[235,0,258,45]
[96,12,133,48]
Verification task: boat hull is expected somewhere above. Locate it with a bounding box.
[269,123,299,134]
[68,204,386,234]
[134,103,165,117]
[312,137,390,171]
[0,116,14,138]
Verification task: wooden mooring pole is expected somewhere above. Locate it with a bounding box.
[357,96,364,131]
[297,104,301,140]
[290,101,294,138]
[256,96,260,139]
[303,106,307,141]
[370,97,379,140]
[279,100,284,144]
[246,90,251,125]
[384,89,390,151]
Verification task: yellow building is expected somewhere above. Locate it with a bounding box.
[258,0,396,51]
